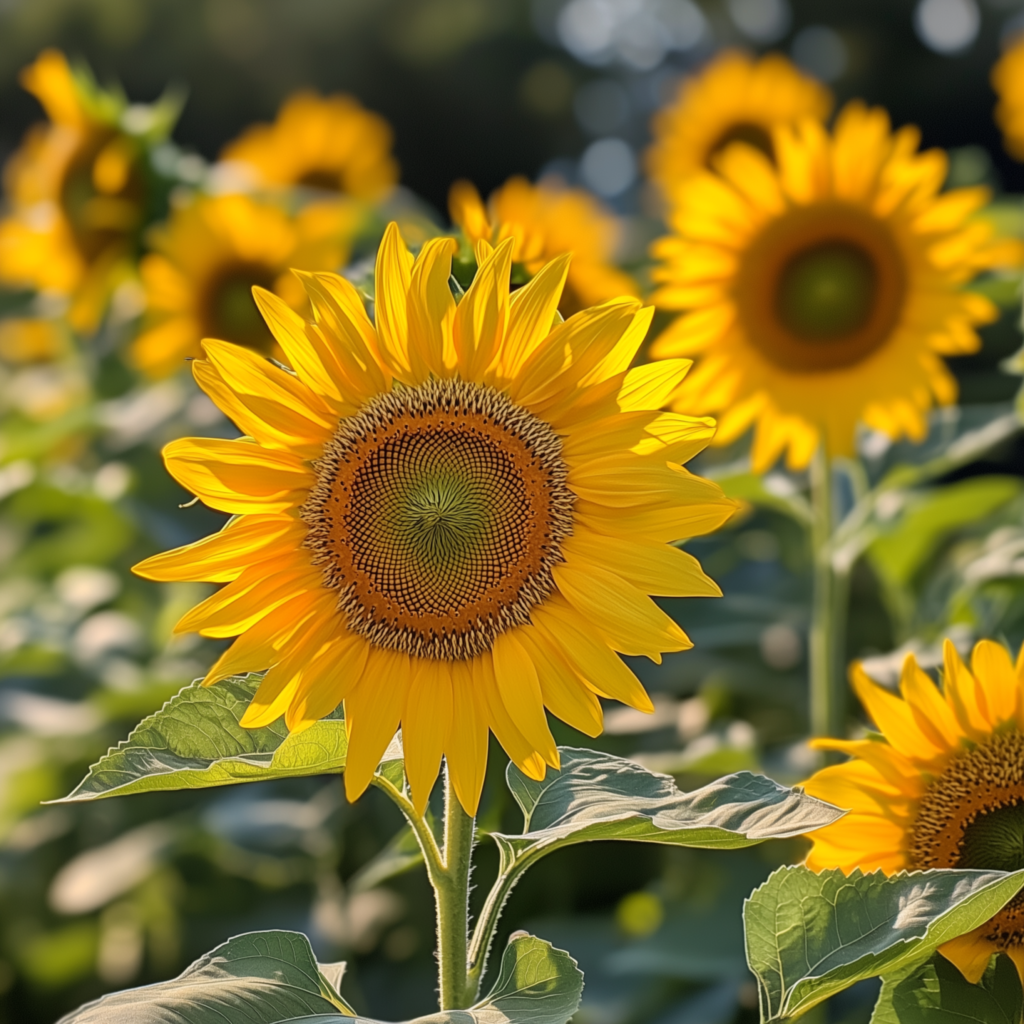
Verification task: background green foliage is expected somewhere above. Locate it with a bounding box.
[2,1,1024,1023]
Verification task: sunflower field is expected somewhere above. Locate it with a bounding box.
[7,1,1024,1023]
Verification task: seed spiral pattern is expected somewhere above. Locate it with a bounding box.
[301,378,574,660]
[909,731,1024,946]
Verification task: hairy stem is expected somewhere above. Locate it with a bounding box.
[436,770,476,1010]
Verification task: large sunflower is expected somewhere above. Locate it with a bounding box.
[131,193,346,378]
[449,176,638,317]
[221,90,398,200]
[0,50,145,332]
[993,37,1024,161]
[803,639,1024,985]
[646,50,832,200]
[134,223,737,815]
[650,102,1023,472]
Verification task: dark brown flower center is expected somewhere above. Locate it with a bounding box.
[708,121,775,167]
[301,378,574,660]
[203,264,279,354]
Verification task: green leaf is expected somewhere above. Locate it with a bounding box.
[868,477,1022,588]
[55,675,350,801]
[745,865,1024,1023]
[57,930,351,1023]
[58,931,581,1024]
[492,748,843,873]
[871,952,1023,1024]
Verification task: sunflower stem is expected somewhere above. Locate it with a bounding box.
[809,443,845,745]
[435,766,476,1010]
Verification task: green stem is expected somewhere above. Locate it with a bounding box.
[809,444,844,744]
[466,853,530,999]
[436,769,475,1010]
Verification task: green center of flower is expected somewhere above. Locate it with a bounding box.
[302,378,574,660]
[776,242,877,341]
[958,802,1024,873]
[207,267,278,353]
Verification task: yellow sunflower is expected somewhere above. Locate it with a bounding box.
[0,50,145,332]
[133,223,737,816]
[650,102,1023,472]
[449,176,638,317]
[646,50,832,199]
[131,193,347,378]
[993,37,1024,161]
[803,638,1024,985]
[221,90,398,200]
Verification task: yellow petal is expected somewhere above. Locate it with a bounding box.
[447,659,490,816]
[617,360,692,412]
[408,237,457,379]
[943,638,991,737]
[517,627,603,737]
[373,222,415,379]
[939,931,996,985]
[286,633,370,731]
[448,180,491,242]
[849,662,942,763]
[499,253,571,378]
[899,654,961,752]
[971,639,1018,727]
[475,652,548,781]
[492,632,559,768]
[403,659,454,815]
[454,236,514,380]
[344,649,410,803]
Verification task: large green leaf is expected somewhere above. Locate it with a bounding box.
[57,930,351,1023]
[58,930,581,1024]
[871,952,1023,1024]
[56,675,349,801]
[745,866,1024,1023]
[491,748,843,873]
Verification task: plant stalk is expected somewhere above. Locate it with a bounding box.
[436,767,475,1010]
[809,443,845,744]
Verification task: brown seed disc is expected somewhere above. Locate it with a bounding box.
[301,377,574,660]
[909,731,1024,947]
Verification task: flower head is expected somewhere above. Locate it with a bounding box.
[804,638,1024,985]
[221,90,398,200]
[134,223,737,815]
[646,50,831,199]
[131,193,348,378]
[449,176,638,317]
[651,102,1023,472]
[0,50,153,332]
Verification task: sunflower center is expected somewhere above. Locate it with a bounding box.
[301,378,574,661]
[910,731,1024,947]
[297,168,342,192]
[205,265,278,354]
[777,242,877,340]
[734,202,907,373]
[708,121,774,166]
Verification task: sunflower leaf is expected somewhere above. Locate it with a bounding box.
[56,930,352,1022]
[870,952,1023,1024]
[745,865,1024,1023]
[491,747,843,874]
[55,675,352,801]
[57,929,582,1024]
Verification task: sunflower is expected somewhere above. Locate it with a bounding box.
[646,50,832,200]
[221,91,398,200]
[448,176,638,317]
[993,37,1024,161]
[133,223,737,815]
[0,50,145,333]
[131,193,347,378]
[650,102,1023,472]
[803,639,1024,985]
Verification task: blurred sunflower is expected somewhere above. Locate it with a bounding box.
[221,91,398,200]
[651,102,1023,471]
[0,50,148,335]
[646,50,832,199]
[134,223,737,815]
[449,176,638,317]
[993,37,1024,161]
[131,193,347,378]
[803,639,1024,984]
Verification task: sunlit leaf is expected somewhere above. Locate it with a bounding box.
[745,865,1024,1023]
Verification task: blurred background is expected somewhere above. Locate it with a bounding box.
[3,1,1024,1022]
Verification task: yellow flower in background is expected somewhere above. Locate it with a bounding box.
[650,102,1023,472]
[221,90,398,200]
[131,193,349,378]
[993,37,1024,161]
[0,50,145,333]
[646,50,832,199]
[449,176,639,317]
[134,223,737,815]
[803,639,1024,984]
